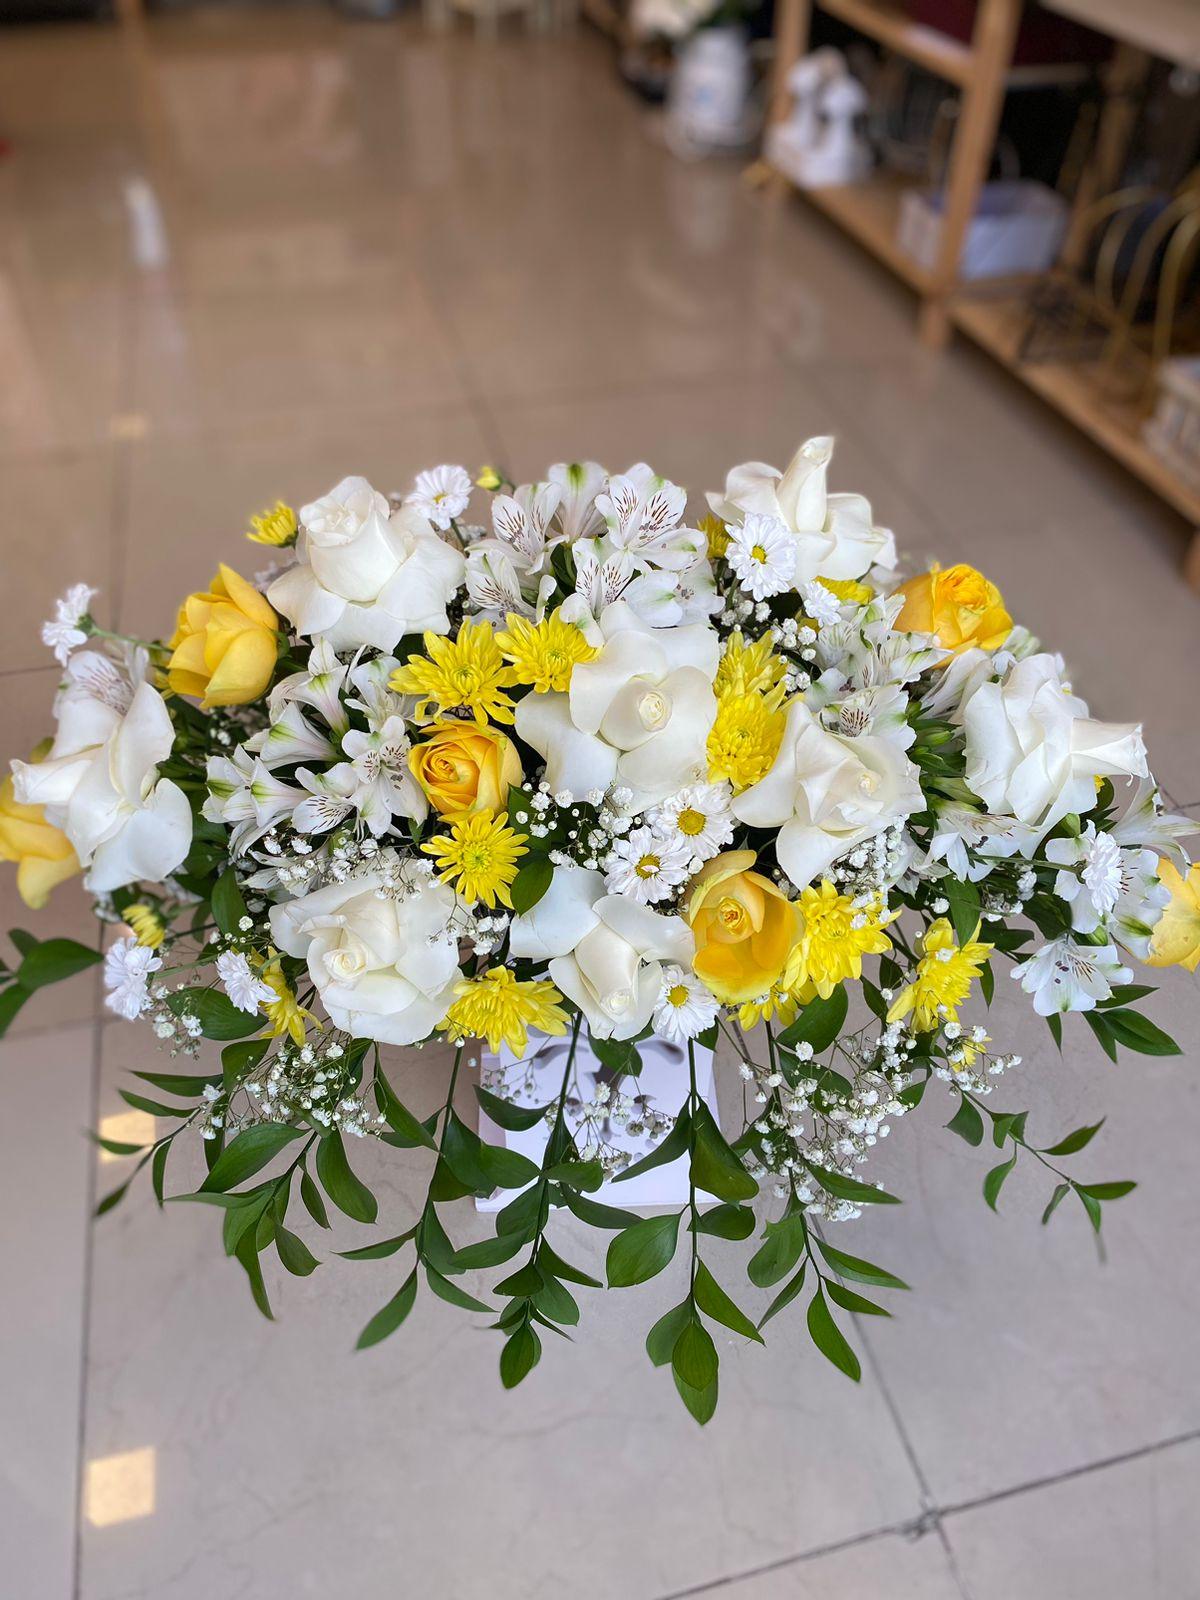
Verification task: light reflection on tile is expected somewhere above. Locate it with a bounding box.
[97,1111,156,1161]
[85,1448,156,1529]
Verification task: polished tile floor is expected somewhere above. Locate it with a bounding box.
[1,9,1199,1600]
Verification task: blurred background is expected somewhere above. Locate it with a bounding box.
[1,1,1198,1597]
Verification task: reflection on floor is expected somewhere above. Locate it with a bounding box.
[0,9,1198,1600]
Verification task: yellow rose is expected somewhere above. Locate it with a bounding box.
[167,564,279,709]
[409,722,523,818]
[1146,859,1200,972]
[894,563,1011,656]
[0,772,79,910]
[686,849,802,1005]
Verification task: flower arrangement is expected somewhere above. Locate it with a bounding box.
[3,439,1195,1422]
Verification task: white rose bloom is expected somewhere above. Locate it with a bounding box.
[961,654,1147,839]
[515,601,718,808]
[269,863,461,1046]
[12,660,191,893]
[732,699,923,890]
[551,895,695,1041]
[707,436,896,586]
[267,475,465,653]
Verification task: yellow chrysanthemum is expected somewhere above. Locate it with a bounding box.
[247,500,298,547]
[390,619,516,726]
[495,610,597,694]
[707,691,787,793]
[475,466,503,491]
[423,808,528,909]
[124,903,165,950]
[817,576,873,605]
[788,882,894,999]
[698,511,729,560]
[258,956,314,1046]
[442,967,568,1054]
[887,918,992,1034]
[738,977,816,1032]
[713,630,787,708]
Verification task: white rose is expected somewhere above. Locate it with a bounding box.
[707,435,896,585]
[515,601,718,807]
[269,863,460,1046]
[12,659,191,893]
[732,699,923,889]
[268,475,465,653]
[548,893,694,1041]
[962,653,1147,837]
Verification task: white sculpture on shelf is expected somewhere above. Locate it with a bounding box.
[765,47,873,190]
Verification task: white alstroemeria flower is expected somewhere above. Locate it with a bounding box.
[246,702,337,769]
[205,748,304,855]
[651,966,719,1044]
[820,685,914,750]
[464,543,536,620]
[732,699,923,890]
[548,894,695,1041]
[708,436,896,586]
[270,860,461,1046]
[515,601,719,808]
[1012,937,1132,1016]
[594,464,696,569]
[104,936,162,1020]
[268,476,465,652]
[726,514,796,601]
[604,825,695,904]
[923,804,1037,882]
[492,481,562,573]
[337,715,428,835]
[1110,778,1196,861]
[961,653,1147,839]
[41,583,97,665]
[12,673,191,894]
[292,766,358,836]
[918,646,991,719]
[215,950,274,1014]
[1044,824,1170,958]
[548,460,606,540]
[267,639,350,736]
[345,654,407,725]
[648,782,734,863]
[405,464,472,531]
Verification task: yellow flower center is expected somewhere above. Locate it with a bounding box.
[751,544,768,563]
[677,807,706,836]
[635,854,661,879]
[667,984,690,1007]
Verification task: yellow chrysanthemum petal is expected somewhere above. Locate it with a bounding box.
[442,968,568,1054]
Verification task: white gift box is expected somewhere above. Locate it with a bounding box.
[476,1031,722,1211]
[897,180,1068,280]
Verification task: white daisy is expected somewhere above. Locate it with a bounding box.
[215,950,275,1015]
[103,936,162,1020]
[41,583,97,666]
[406,464,472,531]
[652,966,719,1043]
[725,514,795,601]
[604,826,694,904]
[649,782,734,864]
[800,581,842,628]
[1011,937,1131,1017]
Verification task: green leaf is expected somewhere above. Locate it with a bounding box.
[776,986,848,1056]
[357,1270,418,1350]
[693,1203,756,1241]
[276,1226,320,1277]
[165,987,260,1041]
[199,1124,303,1193]
[479,1140,542,1192]
[234,1232,273,1320]
[1041,1182,1070,1225]
[211,867,248,937]
[338,1232,415,1262]
[690,1104,758,1202]
[494,1261,544,1298]
[453,1232,525,1270]
[611,1107,691,1184]
[826,1280,890,1317]
[1085,1011,1119,1062]
[589,1034,643,1077]
[534,1274,579,1326]
[979,960,995,1007]
[425,1264,491,1314]
[806,1288,860,1381]
[538,1242,602,1288]
[374,1071,437,1150]
[982,1149,1018,1212]
[495,1181,546,1239]
[1100,984,1156,1008]
[1077,1186,1104,1232]
[815,1239,908,1291]
[474,1084,552,1132]
[151,1142,169,1207]
[508,855,554,915]
[606,1211,680,1287]
[542,1158,604,1191]
[672,1317,719,1390]
[562,1190,640,1230]
[1100,1010,1181,1057]
[16,937,101,992]
[672,1368,718,1425]
[646,1301,692,1367]
[0,983,32,1037]
[693,1262,763,1344]
[1047,1014,1063,1051]
[748,1211,807,1288]
[315,1131,378,1224]
[221,1038,268,1091]
[300,1169,330,1229]
[132,1069,221,1098]
[118,1089,184,1119]
[1042,1119,1105,1158]
[1077,1179,1136,1201]
[943,877,980,947]
[946,1095,985,1147]
[805,1163,900,1206]
[95,1176,135,1217]
[500,1324,541,1388]
[758,1263,806,1329]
